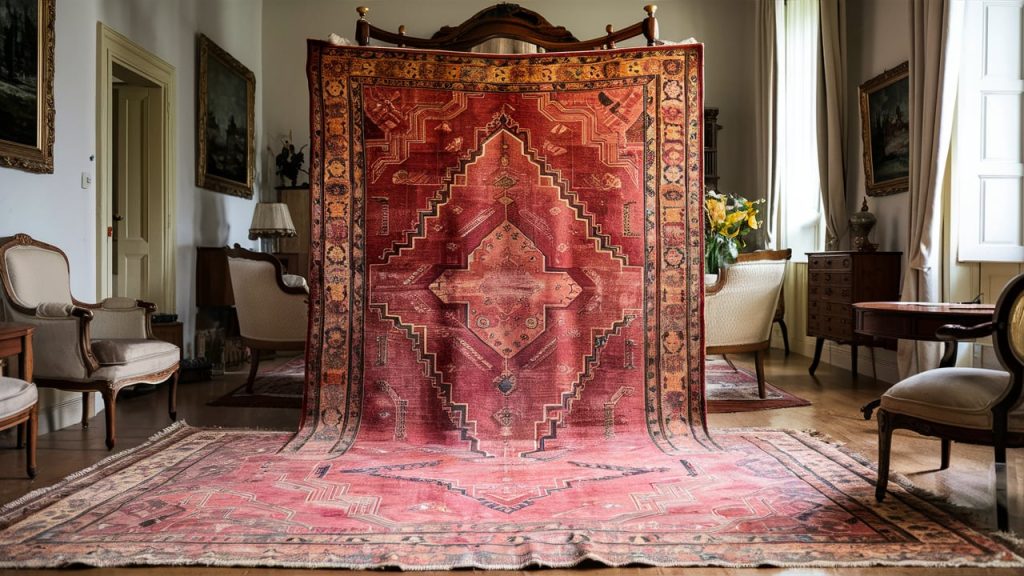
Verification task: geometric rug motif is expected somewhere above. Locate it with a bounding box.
[292,42,708,455]
[706,358,812,413]
[1,423,1021,569]
[207,356,304,408]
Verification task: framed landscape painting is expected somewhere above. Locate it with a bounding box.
[0,0,54,174]
[859,61,909,197]
[196,34,254,198]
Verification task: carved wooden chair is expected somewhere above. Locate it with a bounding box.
[225,245,308,392]
[0,234,179,450]
[705,249,792,398]
[876,272,1024,531]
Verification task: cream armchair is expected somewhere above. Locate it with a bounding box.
[705,249,791,398]
[225,245,308,392]
[0,234,179,449]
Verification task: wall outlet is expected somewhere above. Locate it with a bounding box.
[81,172,93,189]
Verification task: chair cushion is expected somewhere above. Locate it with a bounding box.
[880,367,1024,431]
[0,377,37,417]
[92,339,178,366]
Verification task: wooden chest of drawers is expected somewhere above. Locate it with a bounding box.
[806,251,901,376]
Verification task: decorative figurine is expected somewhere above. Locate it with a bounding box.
[274,134,308,187]
[850,197,878,252]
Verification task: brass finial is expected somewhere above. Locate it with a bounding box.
[357,6,369,19]
[644,4,657,17]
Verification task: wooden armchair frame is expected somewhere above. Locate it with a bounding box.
[876,273,1024,531]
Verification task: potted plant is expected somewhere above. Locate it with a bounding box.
[704,191,764,275]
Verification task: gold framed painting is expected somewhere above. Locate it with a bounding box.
[0,0,55,174]
[859,61,909,197]
[196,34,255,198]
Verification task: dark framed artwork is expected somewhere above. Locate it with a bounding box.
[0,0,54,174]
[196,34,254,198]
[859,61,909,197]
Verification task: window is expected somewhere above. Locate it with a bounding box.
[776,0,825,261]
[956,0,1024,263]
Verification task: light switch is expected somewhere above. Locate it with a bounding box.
[81,172,93,189]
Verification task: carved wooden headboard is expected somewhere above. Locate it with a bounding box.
[354,3,660,52]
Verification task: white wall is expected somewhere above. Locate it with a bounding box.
[261,0,759,199]
[0,0,264,432]
[845,0,910,260]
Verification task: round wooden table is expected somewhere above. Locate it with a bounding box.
[853,301,995,419]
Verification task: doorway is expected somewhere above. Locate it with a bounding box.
[96,24,177,313]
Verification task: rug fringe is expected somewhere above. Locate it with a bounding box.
[0,421,193,520]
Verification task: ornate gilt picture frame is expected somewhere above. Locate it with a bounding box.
[196,34,254,198]
[859,61,909,197]
[0,0,55,174]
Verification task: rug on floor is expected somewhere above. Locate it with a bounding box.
[3,44,1020,570]
[706,357,811,413]
[208,356,305,408]
[1,422,1021,569]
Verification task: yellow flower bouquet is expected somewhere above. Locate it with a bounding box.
[705,191,764,274]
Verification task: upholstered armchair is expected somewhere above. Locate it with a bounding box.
[705,249,792,398]
[225,245,308,391]
[0,234,180,449]
[876,272,1024,531]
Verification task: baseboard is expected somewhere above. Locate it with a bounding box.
[35,389,104,436]
[823,342,899,384]
[771,331,898,384]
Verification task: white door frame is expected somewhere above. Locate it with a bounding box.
[96,23,177,312]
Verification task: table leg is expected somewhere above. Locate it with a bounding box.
[851,344,859,379]
[809,338,825,375]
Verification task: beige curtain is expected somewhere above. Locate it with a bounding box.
[898,0,964,378]
[755,0,780,248]
[816,0,847,250]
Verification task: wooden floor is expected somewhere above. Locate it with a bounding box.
[1,350,1021,576]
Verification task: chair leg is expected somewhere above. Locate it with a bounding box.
[754,350,766,399]
[81,391,93,428]
[778,319,790,355]
[722,354,737,372]
[876,409,894,502]
[940,439,951,470]
[26,404,37,479]
[995,432,1009,531]
[16,421,24,448]
[101,390,117,450]
[246,349,262,393]
[168,370,179,422]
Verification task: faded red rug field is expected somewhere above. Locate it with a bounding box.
[706,357,811,413]
[208,356,305,408]
[1,43,1021,570]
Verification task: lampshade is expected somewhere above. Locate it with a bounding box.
[248,202,297,240]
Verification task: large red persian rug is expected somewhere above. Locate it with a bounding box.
[1,43,1021,569]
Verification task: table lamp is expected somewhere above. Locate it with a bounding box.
[248,202,296,253]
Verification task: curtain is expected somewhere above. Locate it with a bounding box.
[898,0,964,378]
[816,0,846,250]
[755,0,780,248]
